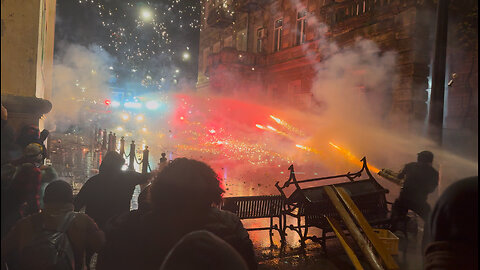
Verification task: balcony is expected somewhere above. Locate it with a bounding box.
[207,7,234,28]
[320,0,414,26]
[205,48,265,76]
[235,0,276,12]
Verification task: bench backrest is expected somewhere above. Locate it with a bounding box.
[221,195,284,219]
[305,191,388,228]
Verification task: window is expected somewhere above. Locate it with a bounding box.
[296,10,307,45]
[224,36,233,48]
[213,42,220,53]
[256,28,264,53]
[273,18,283,52]
[236,29,247,52]
[203,47,210,74]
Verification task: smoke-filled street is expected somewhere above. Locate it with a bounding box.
[1,0,478,269]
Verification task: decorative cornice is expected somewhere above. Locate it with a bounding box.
[1,94,52,116]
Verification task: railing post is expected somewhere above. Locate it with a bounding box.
[119,136,125,156]
[97,128,102,146]
[112,133,117,152]
[142,146,149,174]
[107,131,113,152]
[128,140,136,171]
[101,129,107,150]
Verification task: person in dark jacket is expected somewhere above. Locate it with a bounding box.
[2,180,105,270]
[1,143,44,239]
[74,151,148,269]
[73,151,149,230]
[424,176,477,270]
[96,158,257,270]
[1,104,20,165]
[392,151,439,223]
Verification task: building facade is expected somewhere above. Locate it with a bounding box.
[1,0,57,132]
[197,0,477,146]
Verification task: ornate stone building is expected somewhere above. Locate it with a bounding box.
[197,0,477,150]
[1,0,57,132]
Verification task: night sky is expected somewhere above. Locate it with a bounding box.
[54,0,201,91]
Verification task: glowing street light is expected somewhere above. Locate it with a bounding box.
[141,8,152,21]
[182,52,190,61]
[136,114,144,122]
[121,113,130,121]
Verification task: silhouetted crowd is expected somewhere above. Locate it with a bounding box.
[1,103,478,270]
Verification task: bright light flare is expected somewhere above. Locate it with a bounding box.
[121,113,130,121]
[124,102,142,109]
[255,124,265,130]
[141,127,148,132]
[295,144,320,154]
[141,9,152,20]
[182,52,190,61]
[269,115,305,136]
[328,141,380,173]
[146,100,159,110]
[116,126,124,131]
[136,115,144,122]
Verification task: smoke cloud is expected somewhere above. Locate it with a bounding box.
[48,43,115,132]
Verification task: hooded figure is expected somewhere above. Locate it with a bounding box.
[74,151,149,230]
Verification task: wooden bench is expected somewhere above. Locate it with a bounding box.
[220,195,286,246]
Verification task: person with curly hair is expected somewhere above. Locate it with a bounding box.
[96,158,257,270]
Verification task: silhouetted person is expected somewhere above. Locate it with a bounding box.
[1,143,44,238]
[15,125,49,162]
[1,104,20,165]
[74,151,149,230]
[2,180,104,270]
[96,158,257,270]
[392,151,439,223]
[159,230,248,270]
[74,151,148,269]
[424,176,478,270]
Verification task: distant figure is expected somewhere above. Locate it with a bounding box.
[159,230,248,270]
[424,176,478,270]
[2,180,105,270]
[96,158,257,270]
[74,151,149,230]
[158,152,168,172]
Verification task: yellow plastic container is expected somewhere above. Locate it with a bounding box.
[373,229,399,255]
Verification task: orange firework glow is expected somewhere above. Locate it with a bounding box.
[328,142,380,173]
[269,115,305,136]
[295,144,321,155]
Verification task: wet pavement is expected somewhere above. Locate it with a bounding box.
[251,217,425,270]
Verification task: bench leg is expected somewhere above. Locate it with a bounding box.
[321,230,327,254]
[269,217,275,247]
[278,216,286,246]
[298,216,306,248]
